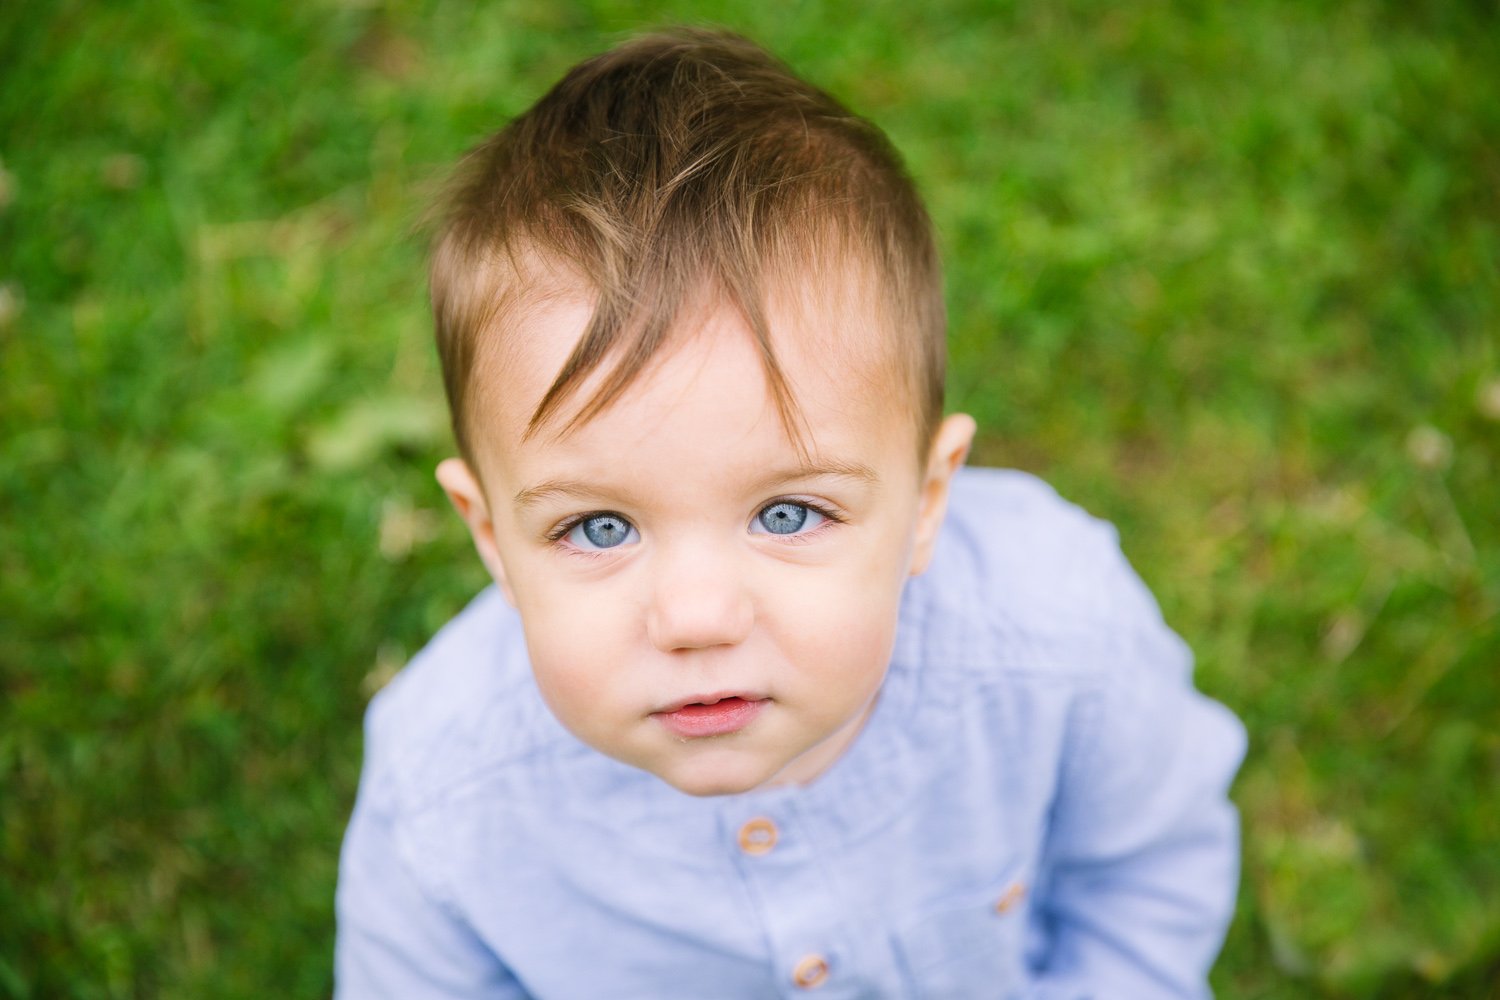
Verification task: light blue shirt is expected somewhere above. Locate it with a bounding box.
[336,468,1246,998]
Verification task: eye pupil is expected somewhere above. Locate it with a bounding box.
[582,515,630,548]
[759,502,807,535]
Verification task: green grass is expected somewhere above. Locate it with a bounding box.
[2,0,1497,996]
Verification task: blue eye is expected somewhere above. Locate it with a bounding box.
[753,501,825,536]
[567,513,638,550]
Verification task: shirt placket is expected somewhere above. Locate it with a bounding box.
[724,802,873,998]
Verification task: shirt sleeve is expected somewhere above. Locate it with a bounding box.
[1028,548,1248,999]
[334,717,528,1000]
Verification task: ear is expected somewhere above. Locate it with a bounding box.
[909,414,977,577]
[435,457,517,606]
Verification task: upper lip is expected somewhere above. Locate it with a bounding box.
[653,692,767,714]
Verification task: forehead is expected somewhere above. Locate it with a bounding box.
[465,261,915,470]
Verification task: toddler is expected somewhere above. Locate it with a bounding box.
[336,28,1245,999]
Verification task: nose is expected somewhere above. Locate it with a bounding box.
[645,543,754,652]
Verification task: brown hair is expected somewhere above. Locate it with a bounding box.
[429,27,945,461]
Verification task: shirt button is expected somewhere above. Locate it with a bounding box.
[791,953,829,989]
[737,817,778,855]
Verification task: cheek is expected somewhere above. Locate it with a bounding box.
[772,544,910,695]
[511,569,640,725]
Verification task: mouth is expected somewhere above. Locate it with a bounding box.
[652,693,768,739]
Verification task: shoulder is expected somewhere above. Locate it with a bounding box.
[360,586,571,811]
[943,466,1115,562]
[905,467,1191,686]
[939,466,1131,608]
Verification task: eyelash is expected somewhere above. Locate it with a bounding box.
[761,496,845,543]
[545,510,616,544]
[544,498,847,548]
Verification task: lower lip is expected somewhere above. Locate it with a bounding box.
[654,697,767,738]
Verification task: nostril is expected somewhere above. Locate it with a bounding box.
[646,592,753,652]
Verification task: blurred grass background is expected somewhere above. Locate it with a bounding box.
[1,0,1497,996]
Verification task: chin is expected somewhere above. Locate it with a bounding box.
[654,755,778,798]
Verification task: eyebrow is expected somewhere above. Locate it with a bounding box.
[512,480,616,512]
[751,460,881,494]
[511,460,880,512]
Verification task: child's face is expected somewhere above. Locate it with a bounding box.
[439,280,973,796]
